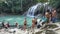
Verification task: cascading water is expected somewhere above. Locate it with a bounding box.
[27,3,42,17]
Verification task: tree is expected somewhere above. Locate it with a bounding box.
[0,0,49,14]
[49,0,60,9]
[36,0,48,3]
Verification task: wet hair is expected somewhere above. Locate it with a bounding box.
[47,9,52,14]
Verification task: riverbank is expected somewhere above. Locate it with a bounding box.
[0,22,60,34]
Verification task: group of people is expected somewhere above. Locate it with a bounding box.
[45,8,57,24]
[1,8,57,31]
[30,8,57,30]
[2,21,10,29]
[23,17,37,30]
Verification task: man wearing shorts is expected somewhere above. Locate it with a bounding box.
[51,9,57,23]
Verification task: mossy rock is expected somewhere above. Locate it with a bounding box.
[44,24,58,29]
[45,30,57,34]
[35,31,43,34]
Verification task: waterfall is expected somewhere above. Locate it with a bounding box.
[27,3,42,17]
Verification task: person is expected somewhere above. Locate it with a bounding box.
[5,23,8,29]
[32,17,37,28]
[15,22,18,27]
[51,9,57,23]
[4,22,10,29]
[2,20,5,28]
[24,18,27,30]
[35,18,37,25]
[45,10,50,24]
[2,21,5,28]
[41,10,53,29]
[7,22,10,28]
[31,18,35,33]
[32,18,35,29]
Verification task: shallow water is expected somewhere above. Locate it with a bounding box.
[0,15,60,27]
[0,15,32,27]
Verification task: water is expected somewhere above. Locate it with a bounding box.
[27,3,42,17]
[0,15,60,28]
[0,15,32,27]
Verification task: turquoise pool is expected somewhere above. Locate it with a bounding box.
[0,15,60,27]
[0,15,33,27]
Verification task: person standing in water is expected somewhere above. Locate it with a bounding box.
[5,22,10,29]
[35,18,37,25]
[15,22,18,27]
[51,9,57,23]
[32,18,36,33]
[32,18,35,29]
[2,20,5,28]
[2,21,5,28]
[7,22,10,28]
[5,23,8,29]
[24,18,27,30]
[32,17,37,27]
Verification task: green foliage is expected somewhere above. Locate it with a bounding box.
[49,0,60,9]
[37,0,48,3]
[0,0,48,14]
[49,0,60,14]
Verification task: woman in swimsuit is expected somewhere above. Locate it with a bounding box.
[32,18,36,29]
[35,18,37,25]
[24,18,27,30]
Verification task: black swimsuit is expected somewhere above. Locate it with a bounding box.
[35,21,37,25]
[24,23,26,26]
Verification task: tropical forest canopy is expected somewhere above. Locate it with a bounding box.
[0,0,60,14]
